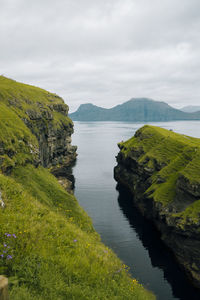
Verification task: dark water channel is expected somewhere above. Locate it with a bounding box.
[72,121,200,300]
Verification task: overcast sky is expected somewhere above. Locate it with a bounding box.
[1,0,200,112]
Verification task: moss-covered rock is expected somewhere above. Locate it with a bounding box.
[114,125,200,288]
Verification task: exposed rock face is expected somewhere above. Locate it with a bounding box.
[22,106,77,195]
[24,104,77,169]
[0,76,77,191]
[114,125,200,288]
[23,104,77,192]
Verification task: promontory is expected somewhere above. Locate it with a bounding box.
[114,125,200,288]
[0,76,154,299]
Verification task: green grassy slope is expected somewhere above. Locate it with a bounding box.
[0,165,154,299]
[0,76,71,121]
[119,125,200,226]
[0,77,155,299]
[0,76,73,172]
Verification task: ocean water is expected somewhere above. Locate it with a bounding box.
[72,121,200,300]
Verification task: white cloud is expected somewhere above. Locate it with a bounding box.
[0,0,200,111]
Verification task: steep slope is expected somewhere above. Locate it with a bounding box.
[0,77,154,300]
[114,125,200,288]
[70,98,200,121]
[0,76,76,169]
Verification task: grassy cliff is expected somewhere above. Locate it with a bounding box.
[0,77,154,299]
[118,125,200,227]
[115,125,200,287]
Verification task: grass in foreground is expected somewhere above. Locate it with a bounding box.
[0,164,155,300]
[0,76,155,299]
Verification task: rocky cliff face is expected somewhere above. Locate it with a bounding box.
[24,103,77,192]
[0,76,77,192]
[114,125,200,288]
[24,103,76,168]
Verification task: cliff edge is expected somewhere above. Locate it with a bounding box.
[114,125,200,288]
[0,76,77,191]
[0,77,154,299]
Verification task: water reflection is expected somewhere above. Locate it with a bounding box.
[116,184,200,300]
[72,121,200,300]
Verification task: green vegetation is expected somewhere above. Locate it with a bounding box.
[0,76,63,105]
[119,125,200,225]
[0,165,154,299]
[0,75,73,134]
[0,77,155,299]
[0,102,39,172]
[0,76,74,172]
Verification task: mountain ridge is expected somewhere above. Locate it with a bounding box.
[181,105,200,113]
[70,98,200,122]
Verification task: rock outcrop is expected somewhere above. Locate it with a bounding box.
[114,125,200,288]
[24,104,76,168]
[0,76,76,191]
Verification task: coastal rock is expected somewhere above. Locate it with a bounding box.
[0,76,77,190]
[114,125,200,288]
[25,104,77,191]
[24,113,77,169]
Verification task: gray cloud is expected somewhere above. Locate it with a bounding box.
[1,0,200,111]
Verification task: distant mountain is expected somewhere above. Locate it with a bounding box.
[69,98,200,122]
[180,105,200,113]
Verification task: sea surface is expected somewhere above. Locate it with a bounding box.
[72,121,200,300]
